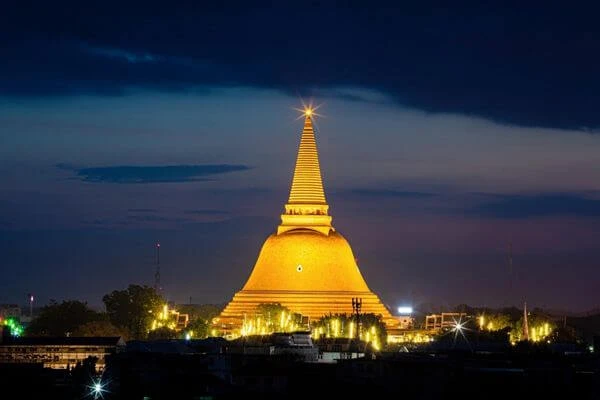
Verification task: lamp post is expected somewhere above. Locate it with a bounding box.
[28,293,34,318]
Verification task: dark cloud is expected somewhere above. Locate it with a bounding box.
[2,3,600,129]
[184,209,229,215]
[128,208,158,213]
[468,193,600,219]
[349,189,437,199]
[58,164,250,183]
[126,215,186,223]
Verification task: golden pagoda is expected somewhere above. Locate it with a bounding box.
[218,109,396,328]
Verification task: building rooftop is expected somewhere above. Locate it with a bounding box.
[0,336,125,346]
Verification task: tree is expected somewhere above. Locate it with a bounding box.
[479,313,512,331]
[103,285,164,340]
[312,313,387,349]
[73,319,124,338]
[185,318,209,339]
[254,303,302,332]
[26,300,101,337]
[147,326,177,340]
[512,312,555,342]
[177,303,224,324]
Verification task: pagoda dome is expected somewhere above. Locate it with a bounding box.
[242,229,371,293]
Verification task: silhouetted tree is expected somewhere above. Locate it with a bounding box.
[148,326,177,340]
[103,285,163,340]
[177,303,224,324]
[185,318,209,339]
[74,319,124,338]
[26,300,101,336]
[312,313,387,346]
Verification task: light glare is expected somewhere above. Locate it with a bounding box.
[88,378,107,399]
[397,306,413,315]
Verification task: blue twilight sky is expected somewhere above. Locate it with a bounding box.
[1,2,600,312]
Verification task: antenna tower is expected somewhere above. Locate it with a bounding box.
[154,242,161,293]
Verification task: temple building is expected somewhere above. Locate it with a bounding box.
[217,109,397,330]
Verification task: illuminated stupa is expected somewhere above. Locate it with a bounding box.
[218,109,396,327]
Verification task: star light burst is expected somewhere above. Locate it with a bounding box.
[293,99,324,120]
[448,315,473,350]
[88,378,108,399]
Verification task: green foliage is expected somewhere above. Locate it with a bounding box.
[481,313,512,331]
[177,303,224,324]
[512,312,555,342]
[312,313,387,345]
[254,303,303,331]
[73,319,124,338]
[147,326,177,340]
[102,284,164,340]
[178,303,223,338]
[26,300,101,337]
[185,318,209,339]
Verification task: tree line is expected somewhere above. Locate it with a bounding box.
[25,285,220,340]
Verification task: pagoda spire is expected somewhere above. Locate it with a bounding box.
[288,114,327,205]
[278,110,333,235]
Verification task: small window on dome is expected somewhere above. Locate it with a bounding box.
[296,265,303,272]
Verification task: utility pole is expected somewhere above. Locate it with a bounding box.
[154,242,161,293]
[352,297,362,340]
[508,240,513,306]
[508,241,513,290]
[351,297,363,359]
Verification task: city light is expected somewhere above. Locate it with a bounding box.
[88,378,107,399]
[149,303,188,333]
[2,317,23,337]
[397,306,413,315]
[240,307,301,337]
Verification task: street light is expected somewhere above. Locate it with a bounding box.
[88,378,107,399]
[397,306,413,315]
[27,293,34,318]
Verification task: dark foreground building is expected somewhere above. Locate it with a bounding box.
[3,337,599,399]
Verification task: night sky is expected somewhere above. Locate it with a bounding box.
[2,2,600,312]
